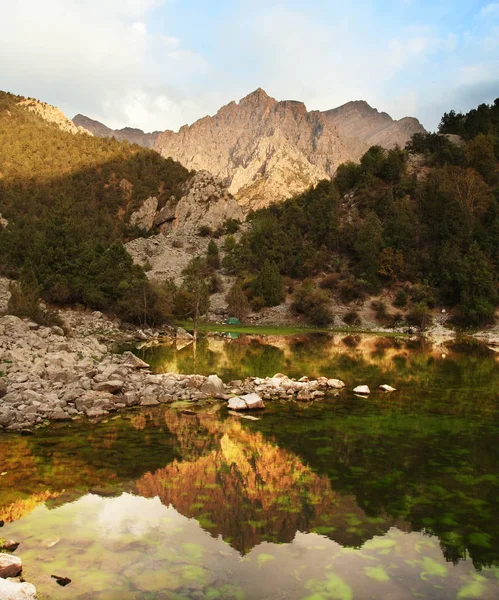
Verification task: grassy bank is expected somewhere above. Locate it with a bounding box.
[177,321,410,337]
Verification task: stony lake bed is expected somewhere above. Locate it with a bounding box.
[1,320,499,599]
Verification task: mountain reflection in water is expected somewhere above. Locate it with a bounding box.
[0,335,498,599]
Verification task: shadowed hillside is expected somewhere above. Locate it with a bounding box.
[0,90,191,321]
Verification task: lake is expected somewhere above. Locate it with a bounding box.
[1,333,498,599]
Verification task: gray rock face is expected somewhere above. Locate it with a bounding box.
[130,196,159,231]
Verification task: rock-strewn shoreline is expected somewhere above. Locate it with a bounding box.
[0,312,348,433]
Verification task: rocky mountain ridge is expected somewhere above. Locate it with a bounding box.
[73,113,160,148]
[74,89,425,211]
[154,89,425,210]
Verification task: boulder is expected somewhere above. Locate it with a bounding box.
[0,408,15,427]
[227,397,248,411]
[176,327,194,340]
[353,385,370,395]
[122,351,150,369]
[50,409,72,421]
[380,384,397,392]
[296,389,313,402]
[93,380,124,394]
[0,378,7,399]
[0,578,36,600]
[201,374,225,397]
[327,379,345,389]
[240,393,265,410]
[0,553,22,578]
[140,397,160,407]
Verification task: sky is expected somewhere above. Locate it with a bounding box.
[1,0,498,132]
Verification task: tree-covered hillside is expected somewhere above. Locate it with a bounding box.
[223,99,499,327]
[0,91,191,323]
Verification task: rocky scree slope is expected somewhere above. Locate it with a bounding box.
[126,170,244,282]
[153,89,425,210]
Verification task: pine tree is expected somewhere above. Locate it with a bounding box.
[226,284,250,320]
[458,242,497,325]
[254,260,284,307]
[206,239,220,270]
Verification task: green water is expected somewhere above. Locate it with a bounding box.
[0,334,498,599]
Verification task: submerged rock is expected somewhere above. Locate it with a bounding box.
[0,553,22,578]
[0,578,36,600]
[353,385,370,395]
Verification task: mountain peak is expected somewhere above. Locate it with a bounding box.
[239,88,274,105]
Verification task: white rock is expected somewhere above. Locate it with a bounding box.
[380,384,397,392]
[227,397,247,411]
[327,379,346,389]
[0,578,37,600]
[353,385,370,395]
[240,393,265,410]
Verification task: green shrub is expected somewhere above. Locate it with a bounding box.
[393,289,408,308]
[198,225,213,237]
[343,310,361,326]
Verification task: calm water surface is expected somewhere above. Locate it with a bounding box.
[0,334,498,599]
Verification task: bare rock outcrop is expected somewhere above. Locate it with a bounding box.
[18,99,92,136]
[125,171,244,282]
[154,89,425,211]
[130,196,159,231]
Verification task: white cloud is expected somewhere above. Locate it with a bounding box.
[0,0,210,131]
[480,3,499,17]
[0,0,496,135]
[132,21,147,35]
[457,63,495,86]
